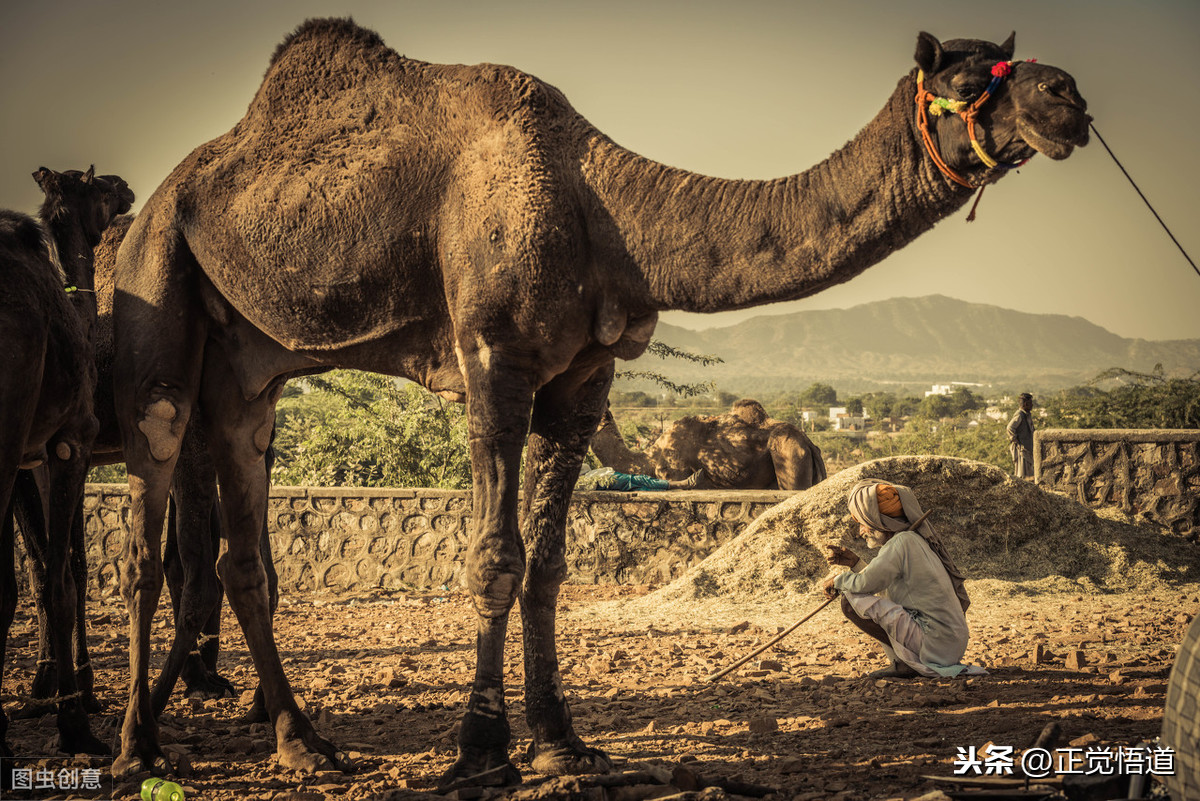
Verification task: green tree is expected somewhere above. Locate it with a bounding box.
[272,371,470,488]
[798,382,838,407]
[861,391,897,421]
[1041,367,1200,429]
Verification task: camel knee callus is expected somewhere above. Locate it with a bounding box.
[112,18,1087,786]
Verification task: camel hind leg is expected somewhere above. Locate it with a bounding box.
[152,425,230,715]
[112,217,204,778]
[199,347,348,774]
[519,361,614,775]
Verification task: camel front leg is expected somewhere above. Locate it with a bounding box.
[520,363,614,776]
[440,357,534,791]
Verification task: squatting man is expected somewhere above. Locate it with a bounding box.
[823,480,985,678]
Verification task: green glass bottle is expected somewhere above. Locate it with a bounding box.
[141,777,184,801]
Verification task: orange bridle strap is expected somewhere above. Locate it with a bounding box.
[915,70,975,188]
[915,62,1031,189]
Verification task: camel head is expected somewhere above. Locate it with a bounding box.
[913,32,1090,186]
[33,166,135,247]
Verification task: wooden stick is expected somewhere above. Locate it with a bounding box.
[704,508,934,683]
[705,597,835,683]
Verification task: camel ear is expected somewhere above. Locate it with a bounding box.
[915,31,943,74]
[83,165,95,184]
[999,32,1016,60]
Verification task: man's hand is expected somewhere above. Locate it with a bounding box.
[826,546,859,568]
[822,575,839,600]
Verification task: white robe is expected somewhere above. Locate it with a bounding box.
[834,531,985,677]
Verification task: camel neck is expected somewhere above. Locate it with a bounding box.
[40,209,99,332]
[589,415,650,475]
[41,211,97,292]
[579,73,974,314]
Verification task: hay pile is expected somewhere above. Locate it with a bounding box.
[588,456,1200,629]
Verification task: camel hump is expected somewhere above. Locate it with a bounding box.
[268,17,389,69]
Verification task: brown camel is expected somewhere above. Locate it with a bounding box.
[0,166,133,760]
[12,214,276,721]
[592,399,826,490]
[111,20,1089,784]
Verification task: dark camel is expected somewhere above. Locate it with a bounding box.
[0,167,133,760]
[111,20,1089,785]
[592,399,827,490]
[12,214,276,720]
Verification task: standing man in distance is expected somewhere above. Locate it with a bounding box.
[1007,393,1035,480]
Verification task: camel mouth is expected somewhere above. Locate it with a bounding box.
[1016,114,1090,161]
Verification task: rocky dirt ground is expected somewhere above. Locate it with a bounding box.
[2,581,1195,801]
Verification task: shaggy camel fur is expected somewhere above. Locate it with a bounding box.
[111,20,1089,785]
[592,399,826,490]
[0,167,132,760]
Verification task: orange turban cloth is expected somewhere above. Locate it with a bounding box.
[876,484,903,517]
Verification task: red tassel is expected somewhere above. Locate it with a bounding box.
[966,185,987,222]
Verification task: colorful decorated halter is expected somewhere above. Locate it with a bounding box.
[916,60,1033,189]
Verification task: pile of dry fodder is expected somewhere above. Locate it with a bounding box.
[590,456,1200,629]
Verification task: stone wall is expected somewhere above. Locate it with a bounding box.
[82,486,792,597]
[1035,428,1200,539]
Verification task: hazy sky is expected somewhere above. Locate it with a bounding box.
[2,0,1197,341]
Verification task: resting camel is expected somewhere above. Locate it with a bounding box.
[0,166,133,759]
[11,214,276,720]
[592,399,826,490]
[111,20,1089,785]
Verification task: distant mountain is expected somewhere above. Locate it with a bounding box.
[625,295,1200,395]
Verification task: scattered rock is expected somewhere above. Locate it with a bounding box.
[748,715,778,734]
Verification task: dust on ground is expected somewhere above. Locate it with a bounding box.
[2,456,1196,800]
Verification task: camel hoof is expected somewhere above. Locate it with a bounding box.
[528,738,612,776]
[183,670,236,701]
[437,750,522,793]
[113,750,173,780]
[276,737,354,775]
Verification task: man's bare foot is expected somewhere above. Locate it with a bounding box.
[866,661,919,679]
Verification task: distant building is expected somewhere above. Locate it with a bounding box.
[834,412,866,432]
[926,381,988,397]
